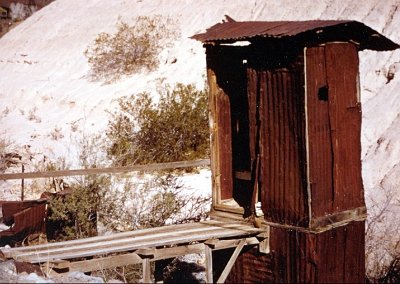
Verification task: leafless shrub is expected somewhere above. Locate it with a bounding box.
[27,107,41,123]
[49,127,64,140]
[1,107,10,118]
[366,186,400,283]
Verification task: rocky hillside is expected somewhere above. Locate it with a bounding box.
[0,0,399,187]
[0,0,399,279]
[0,0,399,204]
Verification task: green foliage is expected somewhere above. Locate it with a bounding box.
[45,134,112,241]
[84,15,179,83]
[47,175,111,241]
[106,83,209,166]
[46,132,210,241]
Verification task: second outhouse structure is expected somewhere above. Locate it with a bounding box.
[192,18,399,282]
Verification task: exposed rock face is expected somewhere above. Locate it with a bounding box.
[0,259,105,283]
[163,253,206,283]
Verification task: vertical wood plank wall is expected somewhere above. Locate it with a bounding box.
[207,68,233,202]
[324,43,364,212]
[216,89,233,200]
[305,46,334,219]
[306,43,364,219]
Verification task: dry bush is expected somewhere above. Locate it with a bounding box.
[84,15,179,83]
[365,186,400,283]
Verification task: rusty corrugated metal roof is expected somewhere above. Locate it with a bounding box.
[191,17,399,51]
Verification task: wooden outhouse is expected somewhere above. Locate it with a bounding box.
[192,18,399,282]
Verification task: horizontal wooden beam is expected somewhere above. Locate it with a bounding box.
[205,237,259,250]
[51,252,143,273]
[210,206,366,234]
[309,206,367,231]
[0,159,210,180]
[154,243,205,260]
[234,171,251,181]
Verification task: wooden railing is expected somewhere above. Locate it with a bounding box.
[0,159,210,181]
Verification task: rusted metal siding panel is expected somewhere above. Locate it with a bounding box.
[270,221,365,283]
[247,68,258,170]
[325,43,364,213]
[269,226,312,283]
[1,200,44,225]
[0,202,46,245]
[245,67,262,214]
[314,221,365,283]
[343,221,366,283]
[217,246,275,283]
[12,203,46,235]
[192,20,349,41]
[192,20,399,51]
[256,62,308,226]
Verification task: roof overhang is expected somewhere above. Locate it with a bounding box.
[191,17,399,51]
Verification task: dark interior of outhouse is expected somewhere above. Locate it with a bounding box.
[207,39,306,216]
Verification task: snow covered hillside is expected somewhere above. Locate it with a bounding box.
[0,1,399,212]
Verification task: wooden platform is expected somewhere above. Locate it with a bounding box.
[1,219,269,282]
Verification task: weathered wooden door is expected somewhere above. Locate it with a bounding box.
[247,55,309,226]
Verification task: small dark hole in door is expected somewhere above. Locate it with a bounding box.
[318,86,329,101]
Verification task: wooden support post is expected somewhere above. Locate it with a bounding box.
[205,243,214,283]
[217,239,246,283]
[40,262,56,278]
[142,258,151,283]
[137,248,155,283]
[21,163,24,201]
[256,227,270,254]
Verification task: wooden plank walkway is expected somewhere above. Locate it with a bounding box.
[1,219,269,279]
